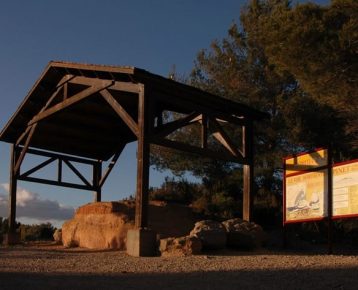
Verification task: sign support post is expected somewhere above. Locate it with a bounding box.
[327,147,333,254]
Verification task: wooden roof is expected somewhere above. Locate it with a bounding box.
[0,61,267,161]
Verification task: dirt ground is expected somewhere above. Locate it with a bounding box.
[0,242,357,290]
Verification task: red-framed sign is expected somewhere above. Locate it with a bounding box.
[332,159,358,219]
[284,168,329,224]
[283,149,358,224]
[283,148,329,224]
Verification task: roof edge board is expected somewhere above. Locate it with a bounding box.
[49,61,136,75]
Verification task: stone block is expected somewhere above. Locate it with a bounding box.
[126,228,158,257]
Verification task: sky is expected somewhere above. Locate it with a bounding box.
[0,0,330,227]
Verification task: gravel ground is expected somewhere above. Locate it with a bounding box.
[0,243,357,290]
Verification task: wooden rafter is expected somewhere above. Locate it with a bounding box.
[28,80,113,126]
[153,90,248,125]
[16,75,74,147]
[69,76,141,94]
[210,117,244,161]
[100,89,139,137]
[151,138,240,163]
[151,112,201,139]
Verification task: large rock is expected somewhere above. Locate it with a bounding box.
[62,202,134,249]
[53,229,62,244]
[189,220,227,250]
[62,201,198,249]
[160,236,202,256]
[222,218,266,249]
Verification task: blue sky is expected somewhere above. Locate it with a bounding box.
[0,0,330,227]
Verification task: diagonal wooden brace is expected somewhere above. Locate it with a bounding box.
[100,89,139,137]
[28,80,113,126]
[14,124,37,175]
[209,117,244,161]
[151,112,201,139]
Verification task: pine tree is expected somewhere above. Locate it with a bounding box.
[151,0,355,219]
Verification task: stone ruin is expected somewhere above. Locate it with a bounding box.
[61,201,266,255]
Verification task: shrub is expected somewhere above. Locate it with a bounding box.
[20,223,56,241]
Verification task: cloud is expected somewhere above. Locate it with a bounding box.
[0,183,74,221]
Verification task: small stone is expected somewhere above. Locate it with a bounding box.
[53,229,62,244]
[222,218,266,249]
[160,236,202,256]
[189,220,227,250]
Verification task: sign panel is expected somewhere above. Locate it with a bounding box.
[333,161,358,218]
[285,169,328,222]
[285,149,328,176]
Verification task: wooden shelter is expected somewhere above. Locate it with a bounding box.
[0,61,267,251]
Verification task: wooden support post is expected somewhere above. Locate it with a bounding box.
[157,111,163,127]
[135,85,150,228]
[58,159,62,182]
[243,122,254,222]
[93,161,102,202]
[201,114,208,149]
[8,144,19,235]
[327,147,333,254]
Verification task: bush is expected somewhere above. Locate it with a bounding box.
[149,177,198,204]
[0,217,8,244]
[191,192,241,220]
[19,223,56,241]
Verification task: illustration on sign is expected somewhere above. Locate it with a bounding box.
[333,161,358,218]
[285,170,328,222]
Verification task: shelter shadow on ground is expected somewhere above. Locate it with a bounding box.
[0,267,356,290]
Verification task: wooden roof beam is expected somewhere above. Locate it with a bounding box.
[153,91,247,126]
[151,138,241,163]
[151,112,201,139]
[28,80,114,126]
[209,117,244,161]
[100,89,139,137]
[69,76,141,94]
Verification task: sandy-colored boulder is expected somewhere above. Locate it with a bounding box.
[190,220,227,250]
[62,202,134,249]
[62,201,198,249]
[53,229,62,244]
[222,218,266,249]
[160,236,202,256]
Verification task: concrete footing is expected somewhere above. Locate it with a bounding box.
[126,228,157,257]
